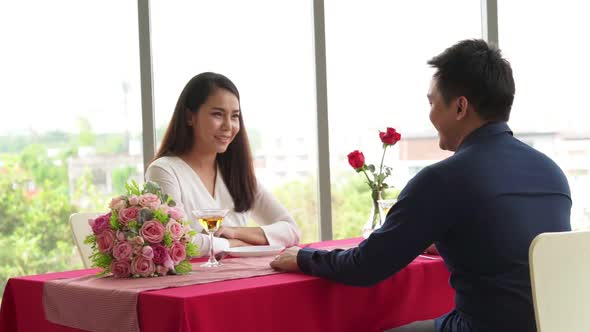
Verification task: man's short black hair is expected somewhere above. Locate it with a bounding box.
[427,39,515,122]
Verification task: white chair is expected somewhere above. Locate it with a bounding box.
[69,212,101,268]
[529,230,590,332]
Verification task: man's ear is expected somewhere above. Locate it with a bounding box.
[455,96,469,120]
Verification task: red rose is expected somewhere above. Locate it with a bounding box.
[379,127,402,145]
[347,150,365,170]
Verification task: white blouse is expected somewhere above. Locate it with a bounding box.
[145,156,301,256]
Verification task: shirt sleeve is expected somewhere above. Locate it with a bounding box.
[191,233,230,256]
[249,183,301,247]
[297,166,456,286]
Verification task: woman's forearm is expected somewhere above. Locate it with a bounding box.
[227,227,269,245]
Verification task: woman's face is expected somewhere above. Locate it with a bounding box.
[190,88,240,154]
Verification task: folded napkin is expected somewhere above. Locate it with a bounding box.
[43,256,280,332]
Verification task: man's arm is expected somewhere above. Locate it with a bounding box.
[272,167,456,286]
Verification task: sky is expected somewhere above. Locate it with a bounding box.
[0,0,589,138]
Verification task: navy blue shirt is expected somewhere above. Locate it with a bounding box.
[298,122,571,332]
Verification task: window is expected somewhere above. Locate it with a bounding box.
[325,0,481,239]
[0,1,142,293]
[150,0,320,242]
[498,0,590,230]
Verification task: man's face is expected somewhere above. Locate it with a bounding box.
[427,78,460,151]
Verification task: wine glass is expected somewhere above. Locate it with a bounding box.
[192,208,229,267]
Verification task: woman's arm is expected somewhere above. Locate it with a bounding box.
[246,184,301,247]
[215,226,269,245]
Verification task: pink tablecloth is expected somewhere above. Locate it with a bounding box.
[0,238,455,332]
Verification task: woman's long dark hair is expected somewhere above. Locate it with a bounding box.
[153,72,257,212]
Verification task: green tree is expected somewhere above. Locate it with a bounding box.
[0,155,79,298]
[273,177,319,244]
[76,117,96,146]
[273,172,401,243]
[112,166,137,194]
[97,133,125,154]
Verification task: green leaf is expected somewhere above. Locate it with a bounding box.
[109,212,121,230]
[90,252,112,269]
[143,181,161,195]
[153,209,169,223]
[125,179,141,196]
[175,260,193,274]
[162,233,172,247]
[367,164,376,173]
[185,242,199,257]
[83,234,96,245]
[127,220,139,232]
[138,208,153,223]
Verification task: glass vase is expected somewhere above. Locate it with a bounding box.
[362,189,383,238]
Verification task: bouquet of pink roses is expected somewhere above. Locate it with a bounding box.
[84,180,199,278]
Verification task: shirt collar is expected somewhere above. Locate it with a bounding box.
[457,121,513,151]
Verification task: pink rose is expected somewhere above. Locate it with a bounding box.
[139,193,161,210]
[119,206,140,226]
[168,207,184,221]
[169,242,186,264]
[111,261,131,278]
[96,230,116,253]
[112,241,133,261]
[116,230,126,241]
[130,256,155,277]
[132,236,144,246]
[151,244,168,264]
[166,220,184,241]
[89,213,111,235]
[109,195,127,211]
[159,204,170,216]
[141,246,154,259]
[163,253,175,272]
[128,195,139,206]
[140,220,166,243]
[156,265,169,276]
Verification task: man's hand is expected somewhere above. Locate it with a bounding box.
[270,246,301,272]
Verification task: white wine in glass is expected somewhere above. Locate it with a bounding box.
[192,208,229,267]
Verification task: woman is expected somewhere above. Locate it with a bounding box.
[146,72,301,256]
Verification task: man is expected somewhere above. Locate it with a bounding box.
[270,39,571,332]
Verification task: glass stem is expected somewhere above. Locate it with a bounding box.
[208,232,216,264]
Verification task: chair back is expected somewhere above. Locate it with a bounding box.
[529,230,590,332]
[70,212,101,268]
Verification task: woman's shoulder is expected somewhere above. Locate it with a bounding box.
[148,155,182,170]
